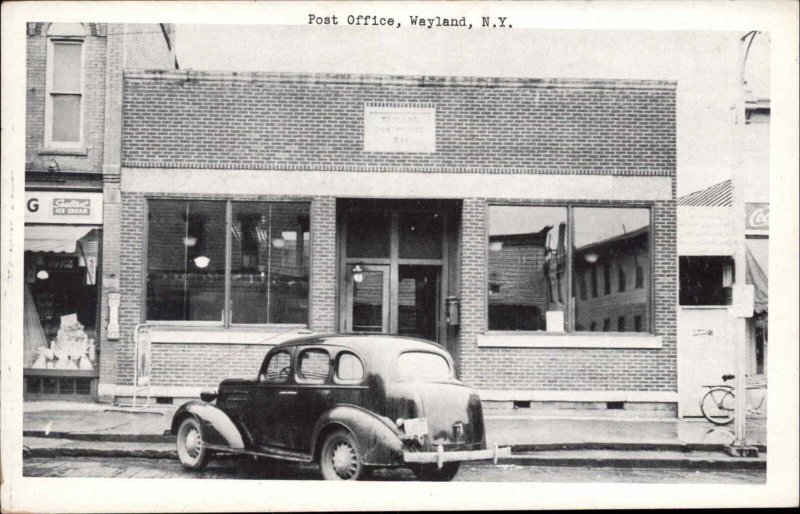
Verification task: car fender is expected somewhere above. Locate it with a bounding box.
[311,405,405,466]
[171,400,246,449]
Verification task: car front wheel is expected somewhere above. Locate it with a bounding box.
[176,417,210,470]
[409,462,460,481]
[319,429,363,480]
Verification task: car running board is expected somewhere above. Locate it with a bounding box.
[205,443,313,463]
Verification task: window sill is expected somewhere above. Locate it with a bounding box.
[477,333,662,349]
[39,147,88,157]
[147,326,311,345]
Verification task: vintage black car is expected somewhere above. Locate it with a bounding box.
[171,334,510,480]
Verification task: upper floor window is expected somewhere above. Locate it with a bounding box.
[46,23,85,149]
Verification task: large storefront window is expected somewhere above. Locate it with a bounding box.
[24,226,101,371]
[488,206,568,331]
[572,207,651,333]
[146,200,310,325]
[231,202,310,324]
[147,201,226,321]
[487,205,651,333]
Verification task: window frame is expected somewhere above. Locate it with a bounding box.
[485,202,655,336]
[333,350,366,385]
[295,347,331,385]
[258,349,293,384]
[143,198,312,328]
[45,36,85,150]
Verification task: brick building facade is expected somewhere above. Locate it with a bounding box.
[23,23,176,400]
[110,71,678,411]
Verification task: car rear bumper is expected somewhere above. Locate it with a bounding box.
[403,443,511,467]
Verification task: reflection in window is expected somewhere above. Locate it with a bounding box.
[147,200,226,321]
[487,206,568,331]
[573,207,651,333]
[230,202,309,324]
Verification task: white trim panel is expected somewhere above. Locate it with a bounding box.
[477,333,663,349]
[99,384,204,398]
[122,168,673,202]
[99,385,678,403]
[479,389,677,403]
[147,328,310,345]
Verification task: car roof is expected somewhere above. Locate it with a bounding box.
[272,334,447,355]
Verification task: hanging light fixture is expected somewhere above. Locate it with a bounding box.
[352,264,364,283]
[193,255,210,268]
[584,253,599,264]
[36,270,50,280]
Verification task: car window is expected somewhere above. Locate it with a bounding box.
[335,352,364,383]
[259,351,291,384]
[297,349,330,384]
[397,352,451,382]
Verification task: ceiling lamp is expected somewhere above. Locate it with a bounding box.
[193,255,210,268]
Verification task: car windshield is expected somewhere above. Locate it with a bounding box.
[397,351,451,382]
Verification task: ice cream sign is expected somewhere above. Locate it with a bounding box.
[26,191,103,224]
[53,198,91,215]
[745,203,769,232]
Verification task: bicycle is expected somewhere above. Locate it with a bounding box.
[700,374,767,425]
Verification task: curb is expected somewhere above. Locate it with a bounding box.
[23,431,767,454]
[494,455,766,471]
[511,441,769,453]
[23,431,174,443]
[23,446,766,471]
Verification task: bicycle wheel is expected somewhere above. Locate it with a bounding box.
[700,388,736,425]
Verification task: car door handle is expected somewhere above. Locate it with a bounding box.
[279,390,298,396]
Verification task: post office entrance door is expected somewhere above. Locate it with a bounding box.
[344,264,390,333]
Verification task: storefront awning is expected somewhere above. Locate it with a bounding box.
[25,225,95,253]
[746,238,768,314]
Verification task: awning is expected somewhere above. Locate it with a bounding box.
[25,225,95,253]
[746,238,768,314]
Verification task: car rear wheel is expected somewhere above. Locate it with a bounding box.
[176,417,210,470]
[409,462,460,481]
[319,429,363,480]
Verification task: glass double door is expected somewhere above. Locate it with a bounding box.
[341,206,446,343]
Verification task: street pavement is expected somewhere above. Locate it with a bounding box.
[23,456,766,483]
[21,401,768,476]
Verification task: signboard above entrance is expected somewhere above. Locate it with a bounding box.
[26,191,103,225]
[364,105,436,153]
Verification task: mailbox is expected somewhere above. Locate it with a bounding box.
[445,296,460,326]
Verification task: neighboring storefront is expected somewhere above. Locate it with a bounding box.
[676,182,769,416]
[110,71,678,412]
[24,189,103,399]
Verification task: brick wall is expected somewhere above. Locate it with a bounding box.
[116,72,677,394]
[458,196,677,392]
[122,73,676,176]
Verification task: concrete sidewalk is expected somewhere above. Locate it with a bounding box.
[21,401,767,469]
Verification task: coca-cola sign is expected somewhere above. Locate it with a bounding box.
[53,198,91,216]
[745,203,769,231]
